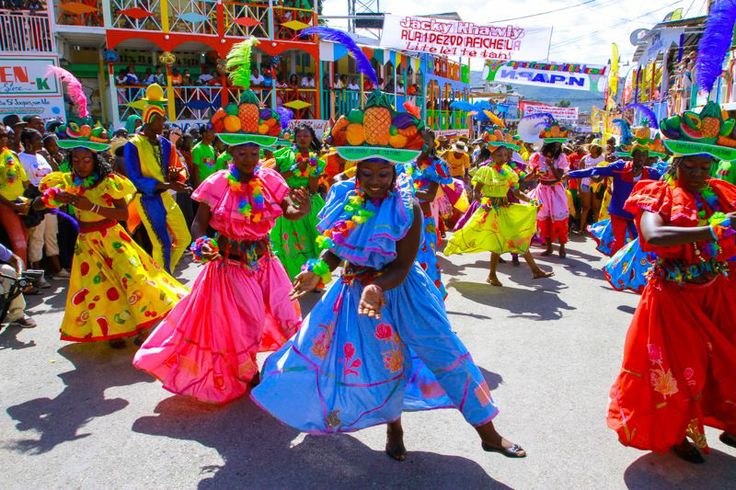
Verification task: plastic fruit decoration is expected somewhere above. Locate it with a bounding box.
[660,101,736,145]
[363,91,392,146]
[238,90,261,133]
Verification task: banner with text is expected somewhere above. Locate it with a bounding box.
[380,14,552,60]
[488,64,592,92]
[0,55,65,120]
[521,102,579,121]
[288,119,330,139]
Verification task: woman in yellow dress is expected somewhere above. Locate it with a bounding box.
[444,128,553,286]
[35,131,188,347]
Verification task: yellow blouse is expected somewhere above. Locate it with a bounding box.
[39,172,135,222]
[0,149,28,201]
[472,164,518,198]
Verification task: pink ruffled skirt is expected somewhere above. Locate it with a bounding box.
[133,255,301,404]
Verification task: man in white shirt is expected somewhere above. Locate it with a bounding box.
[300,73,315,88]
[251,67,265,86]
[197,67,214,85]
[18,128,65,283]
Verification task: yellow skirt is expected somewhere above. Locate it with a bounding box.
[60,222,189,342]
[444,201,538,255]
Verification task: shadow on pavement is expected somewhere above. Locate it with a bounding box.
[0,324,36,351]
[5,342,151,454]
[447,280,575,321]
[478,367,503,391]
[623,449,736,488]
[133,396,511,489]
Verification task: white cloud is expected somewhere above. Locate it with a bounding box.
[322,0,707,66]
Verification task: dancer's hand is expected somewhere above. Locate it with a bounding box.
[289,188,309,209]
[359,284,385,319]
[13,199,30,215]
[291,271,320,300]
[70,195,94,211]
[168,181,192,193]
[199,243,221,262]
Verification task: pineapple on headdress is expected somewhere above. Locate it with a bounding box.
[538,120,570,143]
[214,37,283,147]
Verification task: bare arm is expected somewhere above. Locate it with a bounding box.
[415,181,439,203]
[191,202,211,238]
[308,175,319,195]
[280,188,311,220]
[639,210,734,247]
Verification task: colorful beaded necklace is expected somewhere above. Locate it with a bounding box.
[69,173,100,195]
[227,164,266,223]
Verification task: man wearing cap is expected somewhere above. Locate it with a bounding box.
[3,115,27,153]
[124,84,192,273]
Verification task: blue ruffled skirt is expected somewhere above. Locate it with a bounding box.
[588,218,636,256]
[251,263,499,433]
[603,238,655,294]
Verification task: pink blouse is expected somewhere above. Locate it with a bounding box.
[192,167,289,240]
[529,153,570,182]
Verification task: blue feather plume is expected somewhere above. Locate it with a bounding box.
[624,103,659,129]
[449,101,476,112]
[696,0,736,93]
[277,106,293,130]
[613,118,632,145]
[300,27,378,86]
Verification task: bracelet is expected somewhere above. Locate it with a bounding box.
[302,258,332,288]
[40,188,62,209]
[91,204,101,214]
[190,236,220,263]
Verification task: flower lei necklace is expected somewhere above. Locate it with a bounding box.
[70,172,100,194]
[2,150,19,184]
[227,164,266,223]
[315,188,375,250]
[289,150,319,178]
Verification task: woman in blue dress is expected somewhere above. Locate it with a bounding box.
[251,86,525,461]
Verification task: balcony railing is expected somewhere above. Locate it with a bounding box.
[53,0,103,27]
[0,9,53,52]
[96,0,317,37]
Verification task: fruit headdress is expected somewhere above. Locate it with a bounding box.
[140,83,167,125]
[659,101,736,160]
[46,65,110,152]
[212,37,282,147]
[302,27,423,164]
[479,126,520,151]
[612,118,654,157]
[538,118,570,144]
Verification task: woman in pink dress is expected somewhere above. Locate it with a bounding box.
[133,39,310,404]
[528,121,571,257]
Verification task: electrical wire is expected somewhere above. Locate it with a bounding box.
[490,0,599,23]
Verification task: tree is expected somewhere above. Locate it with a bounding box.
[557,99,572,107]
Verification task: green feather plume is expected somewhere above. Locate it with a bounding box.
[226,37,259,89]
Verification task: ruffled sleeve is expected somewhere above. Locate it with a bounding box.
[38,171,72,192]
[317,172,415,269]
[623,180,673,221]
[257,166,289,204]
[471,165,493,186]
[191,169,228,208]
[100,173,136,200]
[556,153,571,171]
[275,147,296,173]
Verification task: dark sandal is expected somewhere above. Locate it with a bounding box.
[482,442,527,458]
[672,441,705,464]
[720,432,736,448]
[385,444,407,462]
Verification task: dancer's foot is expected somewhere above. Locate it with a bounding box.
[541,248,553,256]
[477,423,526,458]
[511,256,520,266]
[672,440,705,464]
[532,269,554,279]
[558,245,567,258]
[385,423,407,461]
[486,274,503,287]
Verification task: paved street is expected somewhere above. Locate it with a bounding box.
[2,235,735,489]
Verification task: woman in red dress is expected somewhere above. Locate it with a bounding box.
[607,102,736,463]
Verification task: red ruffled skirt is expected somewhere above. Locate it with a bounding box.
[607,275,736,452]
